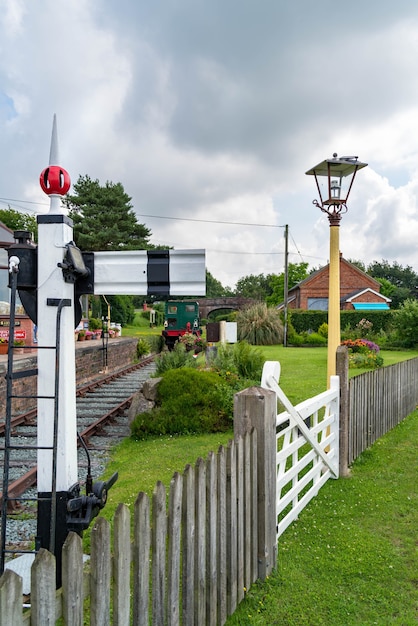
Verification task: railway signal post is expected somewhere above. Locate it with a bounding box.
[36,116,79,574]
[7,116,205,586]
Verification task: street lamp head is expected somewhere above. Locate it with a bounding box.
[306,153,367,222]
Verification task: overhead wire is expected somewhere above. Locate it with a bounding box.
[0,198,47,213]
[136,213,287,228]
[0,197,324,262]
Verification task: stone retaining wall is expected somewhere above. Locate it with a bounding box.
[0,337,138,417]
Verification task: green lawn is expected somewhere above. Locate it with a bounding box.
[259,345,418,404]
[123,316,162,339]
[225,410,418,626]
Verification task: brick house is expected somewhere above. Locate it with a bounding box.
[286,255,391,311]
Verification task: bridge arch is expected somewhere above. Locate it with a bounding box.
[197,297,256,320]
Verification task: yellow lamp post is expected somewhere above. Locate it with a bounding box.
[306,154,367,385]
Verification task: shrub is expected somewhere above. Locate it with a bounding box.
[287,331,326,346]
[207,343,235,374]
[392,298,418,347]
[237,303,283,345]
[140,310,151,321]
[88,317,102,331]
[317,322,328,338]
[154,342,197,375]
[130,368,233,438]
[302,332,327,345]
[107,295,135,325]
[136,338,151,358]
[349,352,384,369]
[287,332,304,346]
[207,341,264,383]
[232,341,264,380]
[355,318,373,337]
[286,316,302,345]
[147,334,165,354]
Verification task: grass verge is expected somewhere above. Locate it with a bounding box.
[225,410,418,625]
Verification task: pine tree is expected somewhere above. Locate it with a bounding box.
[66,175,152,251]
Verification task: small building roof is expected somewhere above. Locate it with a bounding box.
[344,288,391,303]
[0,221,15,245]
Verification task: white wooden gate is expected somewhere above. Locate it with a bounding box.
[261,362,339,539]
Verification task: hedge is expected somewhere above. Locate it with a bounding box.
[289,310,394,334]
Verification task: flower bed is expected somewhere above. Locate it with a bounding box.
[179,332,207,353]
[341,338,383,369]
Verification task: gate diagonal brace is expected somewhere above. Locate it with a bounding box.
[261,361,339,477]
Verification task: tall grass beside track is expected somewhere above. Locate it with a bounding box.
[98,333,418,624]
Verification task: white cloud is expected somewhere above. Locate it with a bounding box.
[2,1,418,289]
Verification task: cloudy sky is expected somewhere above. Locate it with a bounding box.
[2,1,418,289]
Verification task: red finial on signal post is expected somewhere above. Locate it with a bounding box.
[39,166,71,196]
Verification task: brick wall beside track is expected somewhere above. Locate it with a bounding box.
[0,337,139,417]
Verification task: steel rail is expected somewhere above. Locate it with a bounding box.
[0,355,155,435]
[0,354,155,509]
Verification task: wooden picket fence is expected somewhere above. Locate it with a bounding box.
[347,356,418,464]
[2,353,416,623]
[0,425,269,625]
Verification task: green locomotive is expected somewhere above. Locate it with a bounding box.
[162,300,201,350]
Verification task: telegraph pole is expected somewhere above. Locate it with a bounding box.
[283,224,289,347]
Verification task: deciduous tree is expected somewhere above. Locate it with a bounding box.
[206,270,233,297]
[266,262,309,306]
[235,273,273,300]
[0,208,37,241]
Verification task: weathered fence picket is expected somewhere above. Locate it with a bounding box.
[62,530,83,626]
[182,463,195,626]
[113,503,130,626]
[216,445,227,625]
[0,569,23,626]
[206,451,217,626]
[167,472,182,626]
[195,457,206,625]
[31,548,56,625]
[152,481,166,626]
[236,438,244,605]
[90,517,111,626]
[133,491,150,626]
[226,439,237,616]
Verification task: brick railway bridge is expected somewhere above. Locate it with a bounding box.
[196,297,256,320]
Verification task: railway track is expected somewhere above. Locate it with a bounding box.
[0,355,156,546]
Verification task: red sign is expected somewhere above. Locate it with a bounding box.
[0,329,26,340]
